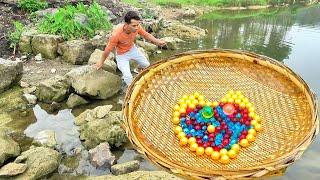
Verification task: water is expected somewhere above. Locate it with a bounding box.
[152,5,320,179]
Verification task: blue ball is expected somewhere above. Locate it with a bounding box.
[202,126,207,130]
[184,128,189,134]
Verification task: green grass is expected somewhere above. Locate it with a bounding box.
[37,2,112,40]
[199,9,281,20]
[18,0,48,12]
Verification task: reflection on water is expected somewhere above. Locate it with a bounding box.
[153,5,320,179]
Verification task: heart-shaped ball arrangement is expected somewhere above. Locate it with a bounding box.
[172,90,262,164]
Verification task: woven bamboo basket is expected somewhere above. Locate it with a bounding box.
[122,49,319,179]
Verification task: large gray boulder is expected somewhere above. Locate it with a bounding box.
[35,75,70,103]
[158,21,206,40]
[0,131,21,166]
[14,147,61,180]
[19,28,38,54]
[88,49,117,73]
[0,58,23,93]
[75,105,127,149]
[65,66,121,99]
[31,34,63,59]
[57,40,95,65]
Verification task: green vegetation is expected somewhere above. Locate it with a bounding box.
[8,21,25,54]
[199,9,281,20]
[18,0,48,12]
[37,2,112,40]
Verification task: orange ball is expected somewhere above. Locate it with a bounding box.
[196,147,205,156]
[190,143,198,152]
[220,154,230,164]
[240,139,249,147]
[211,151,220,160]
[179,137,188,146]
[205,147,213,156]
[207,125,215,133]
[227,149,237,159]
[188,137,196,144]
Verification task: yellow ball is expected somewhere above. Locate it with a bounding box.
[248,129,257,136]
[239,102,246,109]
[194,92,200,98]
[236,91,242,95]
[212,101,219,107]
[235,99,241,104]
[249,112,255,118]
[179,108,186,114]
[198,95,204,101]
[246,134,256,142]
[238,94,244,100]
[227,149,237,159]
[199,100,206,106]
[220,154,230,164]
[185,99,191,105]
[174,104,180,111]
[225,94,232,99]
[206,102,212,107]
[232,94,238,99]
[192,99,199,105]
[227,98,234,103]
[228,90,235,95]
[196,147,205,156]
[249,107,255,112]
[240,139,249,147]
[211,151,220,160]
[178,99,185,105]
[188,137,196,144]
[182,95,188,100]
[172,117,180,125]
[250,120,258,126]
[189,95,195,101]
[205,147,213,156]
[180,137,188,146]
[221,98,227,103]
[246,102,253,109]
[220,148,228,155]
[243,98,249,104]
[180,103,187,109]
[255,123,262,131]
[174,126,182,134]
[178,132,186,139]
[207,125,215,133]
[254,115,261,122]
[173,111,180,117]
[190,143,198,152]
[189,103,196,109]
[231,144,240,152]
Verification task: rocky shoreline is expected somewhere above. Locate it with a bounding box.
[0,0,209,179]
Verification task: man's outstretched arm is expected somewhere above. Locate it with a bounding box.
[95,36,118,70]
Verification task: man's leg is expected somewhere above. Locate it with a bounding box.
[130,46,150,73]
[116,54,133,86]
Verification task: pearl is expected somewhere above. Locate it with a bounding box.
[180,137,188,146]
[172,117,180,124]
[188,137,196,144]
[220,154,230,164]
[211,151,220,160]
[227,149,237,158]
[174,126,182,134]
[205,147,213,156]
[196,147,205,156]
[190,143,198,151]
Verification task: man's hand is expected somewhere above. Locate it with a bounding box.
[95,59,104,70]
[156,39,167,47]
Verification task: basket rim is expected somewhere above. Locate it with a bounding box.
[122,49,319,179]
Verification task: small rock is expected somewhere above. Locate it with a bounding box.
[136,40,158,53]
[156,50,162,54]
[32,34,63,59]
[89,142,115,168]
[51,68,56,73]
[21,55,27,60]
[23,93,37,104]
[20,111,28,117]
[66,93,89,109]
[15,58,21,61]
[88,49,116,73]
[33,130,57,148]
[0,131,21,166]
[0,163,27,177]
[23,86,37,94]
[20,81,30,88]
[111,160,140,175]
[74,13,88,26]
[35,53,42,61]
[0,58,23,93]
[36,70,42,74]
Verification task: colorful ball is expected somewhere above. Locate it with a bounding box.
[211,151,220,160]
[196,147,205,156]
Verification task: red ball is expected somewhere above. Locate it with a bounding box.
[203,143,208,148]
[195,125,201,130]
[208,133,215,139]
[239,134,246,140]
[243,109,248,113]
[197,139,203,144]
[180,113,186,117]
[216,126,222,131]
[245,121,250,126]
[213,147,220,151]
[225,134,230,139]
[186,108,192,114]
[242,130,248,136]
[196,105,202,109]
[222,139,229,146]
[223,103,236,115]
[186,120,192,125]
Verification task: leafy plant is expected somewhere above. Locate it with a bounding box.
[8,21,25,54]
[37,2,112,40]
[18,0,48,12]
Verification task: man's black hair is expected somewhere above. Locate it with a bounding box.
[124,11,141,24]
